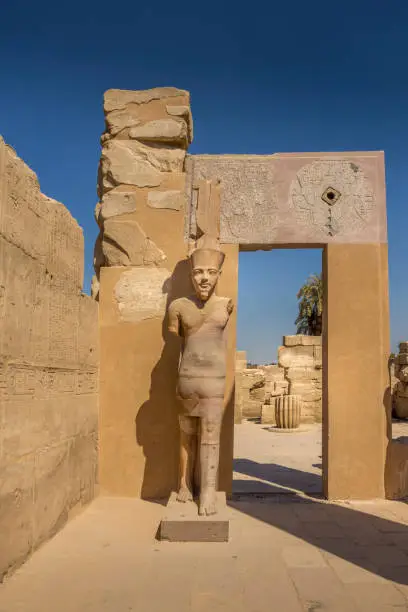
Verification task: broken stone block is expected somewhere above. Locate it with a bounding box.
[123,140,185,173]
[102,218,166,267]
[100,191,138,221]
[166,104,193,143]
[100,140,163,192]
[147,190,185,211]
[114,267,171,323]
[105,109,141,136]
[104,87,190,113]
[129,119,188,147]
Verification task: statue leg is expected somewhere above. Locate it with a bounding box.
[177,415,198,502]
[199,398,223,516]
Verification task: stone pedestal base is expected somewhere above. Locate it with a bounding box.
[159,492,229,542]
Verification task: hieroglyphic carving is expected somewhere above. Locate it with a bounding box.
[187,156,279,244]
[290,160,375,237]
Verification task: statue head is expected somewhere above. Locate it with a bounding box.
[190,248,225,301]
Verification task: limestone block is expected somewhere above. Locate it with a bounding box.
[1,239,49,364]
[399,342,408,354]
[68,433,98,507]
[48,290,79,368]
[129,119,188,147]
[241,368,266,390]
[261,400,277,424]
[104,87,190,113]
[0,140,50,263]
[166,104,193,143]
[278,345,315,369]
[242,398,263,419]
[46,196,84,291]
[114,139,185,173]
[2,398,76,462]
[286,366,321,381]
[105,109,141,136]
[94,201,103,227]
[261,364,285,381]
[250,385,265,402]
[114,267,171,323]
[99,140,163,192]
[102,218,166,267]
[289,381,321,402]
[0,455,35,580]
[283,335,322,347]
[301,401,321,423]
[100,191,138,221]
[33,442,70,547]
[147,190,185,211]
[78,294,99,368]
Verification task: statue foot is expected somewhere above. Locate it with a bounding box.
[176,486,193,503]
[199,489,217,516]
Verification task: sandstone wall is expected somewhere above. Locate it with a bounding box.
[0,138,99,580]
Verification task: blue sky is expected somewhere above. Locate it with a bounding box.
[1,0,407,360]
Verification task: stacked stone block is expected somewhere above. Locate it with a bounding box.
[235,336,322,425]
[0,138,99,580]
[93,87,192,301]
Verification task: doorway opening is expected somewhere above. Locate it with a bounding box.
[233,247,324,497]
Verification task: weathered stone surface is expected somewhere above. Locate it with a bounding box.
[129,119,188,146]
[186,152,386,244]
[102,218,166,267]
[105,109,141,136]
[286,367,321,381]
[123,140,185,173]
[147,190,185,211]
[289,381,321,402]
[278,345,315,369]
[100,191,138,221]
[114,267,171,323]
[104,87,189,113]
[166,104,193,143]
[261,400,277,424]
[284,335,322,347]
[399,342,408,354]
[33,443,70,547]
[0,138,98,579]
[100,140,163,191]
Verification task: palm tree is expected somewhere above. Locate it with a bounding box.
[295,273,323,336]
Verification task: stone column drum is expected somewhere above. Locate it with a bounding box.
[275,395,301,429]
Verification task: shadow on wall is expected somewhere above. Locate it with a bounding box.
[135,259,190,500]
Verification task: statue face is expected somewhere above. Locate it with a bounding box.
[191,265,221,301]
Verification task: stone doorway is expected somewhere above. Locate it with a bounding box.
[232,248,323,497]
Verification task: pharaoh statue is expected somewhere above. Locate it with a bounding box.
[168,240,233,516]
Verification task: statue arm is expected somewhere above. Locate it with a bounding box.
[168,300,181,336]
[227,298,234,315]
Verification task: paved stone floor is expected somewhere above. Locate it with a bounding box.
[233,420,323,495]
[2,496,408,611]
[2,420,408,611]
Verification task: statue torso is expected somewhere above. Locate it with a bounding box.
[169,295,232,380]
